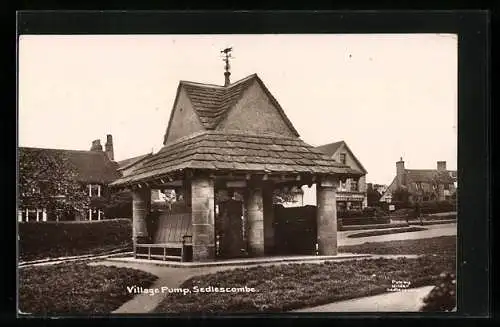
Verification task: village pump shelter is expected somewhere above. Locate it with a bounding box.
[110,73,362,262]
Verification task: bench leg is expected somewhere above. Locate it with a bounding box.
[163,247,166,261]
[181,246,184,262]
[148,247,151,260]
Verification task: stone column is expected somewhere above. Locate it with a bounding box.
[246,187,265,256]
[132,187,151,244]
[316,177,339,255]
[263,184,275,255]
[191,177,215,261]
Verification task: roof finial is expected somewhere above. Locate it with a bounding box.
[221,47,233,86]
[400,156,403,161]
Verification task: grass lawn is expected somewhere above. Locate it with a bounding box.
[18,262,157,315]
[153,235,456,313]
[347,226,427,238]
[339,235,456,256]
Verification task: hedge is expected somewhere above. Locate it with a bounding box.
[339,216,391,226]
[18,219,132,262]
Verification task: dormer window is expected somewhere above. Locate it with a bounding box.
[339,153,346,165]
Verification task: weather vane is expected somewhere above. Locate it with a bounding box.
[221,47,233,86]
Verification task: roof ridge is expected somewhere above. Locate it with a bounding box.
[19,146,106,155]
[180,73,258,89]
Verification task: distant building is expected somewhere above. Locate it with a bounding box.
[299,140,368,211]
[18,135,120,222]
[117,152,169,207]
[380,158,457,204]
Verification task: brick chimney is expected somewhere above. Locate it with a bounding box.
[396,157,405,187]
[437,161,446,172]
[90,139,103,151]
[105,134,114,161]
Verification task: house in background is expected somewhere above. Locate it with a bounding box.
[380,158,457,204]
[18,135,120,222]
[117,152,168,207]
[299,140,368,211]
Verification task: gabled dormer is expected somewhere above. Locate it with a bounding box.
[163,74,300,145]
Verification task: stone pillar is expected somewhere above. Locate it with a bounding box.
[191,177,215,262]
[132,187,151,244]
[246,187,265,256]
[316,177,339,255]
[263,184,275,255]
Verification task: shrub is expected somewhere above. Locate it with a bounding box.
[414,201,456,214]
[339,216,391,226]
[18,219,132,261]
[420,272,456,312]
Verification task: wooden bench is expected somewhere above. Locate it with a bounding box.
[134,212,193,262]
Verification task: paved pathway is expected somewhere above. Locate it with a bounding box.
[338,223,456,247]
[291,286,435,312]
[90,253,422,314]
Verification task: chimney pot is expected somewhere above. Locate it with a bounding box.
[105,134,114,161]
[90,139,102,151]
[437,161,446,171]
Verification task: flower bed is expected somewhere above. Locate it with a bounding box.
[18,262,157,315]
[339,236,456,256]
[347,226,427,238]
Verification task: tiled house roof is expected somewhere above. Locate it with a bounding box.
[111,131,363,186]
[405,169,456,184]
[315,141,344,157]
[19,147,121,184]
[315,140,368,175]
[117,153,152,171]
[163,74,300,144]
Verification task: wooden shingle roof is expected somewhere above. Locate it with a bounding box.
[163,74,300,144]
[19,147,121,184]
[110,131,363,186]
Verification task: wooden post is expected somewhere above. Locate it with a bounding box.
[42,209,47,222]
[316,176,339,255]
[25,209,28,222]
[246,186,265,256]
[89,208,92,221]
[98,185,101,197]
[191,176,215,262]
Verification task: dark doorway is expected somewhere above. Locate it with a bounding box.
[215,199,245,259]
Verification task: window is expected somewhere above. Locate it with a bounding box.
[351,180,358,192]
[88,184,101,197]
[339,153,346,165]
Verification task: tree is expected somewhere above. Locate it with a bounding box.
[19,149,89,220]
[392,187,411,207]
[273,187,300,205]
[366,183,382,206]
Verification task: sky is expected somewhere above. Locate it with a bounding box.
[18,34,457,185]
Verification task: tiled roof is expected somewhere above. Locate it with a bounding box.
[111,131,363,186]
[117,153,152,171]
[315,140,367,174]
[19,147,121,184]
[315,141,344,157]
[169,74,300,138]
[405,169,456,184]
